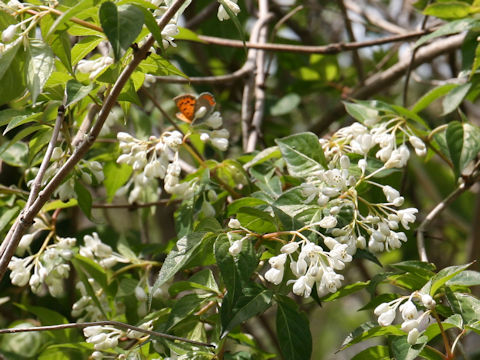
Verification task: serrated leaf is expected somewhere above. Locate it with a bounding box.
[65,80,94,108]
[26,40,55,104]
[276,295,312,360]
[390,260,436,278]
[422,262,473,295]
[389,335,426,360]
[237,207,277,234]
[445,288,480,323]
[446,270,480,286]
[276,132,327,176]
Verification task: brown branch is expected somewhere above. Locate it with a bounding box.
[195,27,435,54]
[309,33,466,135]
[339,0,364,82]
[152,64,252,84]
[0,0,190,282]
[0,320,214,347]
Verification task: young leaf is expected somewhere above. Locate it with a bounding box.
[276,295,312,360]
[423,2,472,19]
[414,18,478,49]
[351,345,389,360]
[423,262,473,295]
[74,181,92,219]
[319,281,369,302]
[276,132,327,176]
[26,40,55,104]
[411,84,458,114]
[341,322,404,349]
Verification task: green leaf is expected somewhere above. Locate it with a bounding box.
[341,322,404,349]
[389,335,426,360]
[270,94,301,116]
[3,111,41,135]
[223,290,273,335]
[165,293,206,330]
[151,232,208,295]
[169,269,220,296]
[446,121,480,177]
[42,199,78,212]
[74,181,92,219]
[276,132,327,176]
[215,234,241,296]
[175,27,204,42]
[0,142,28,167]
[40,14,72,73]
[415,18,478,49]
[243,146,282,168]
[442,82,471,115]
[72,255,108,290]
[137,6,163,46]
[227,197,268,217]
[319,281,369,302]
[411,84,458,113]
[217,0,246,56]
[344,102,379,123]
[423,262,473,295]
[26,39,55,104]
[0,207,20,234]
[419,345,447,360]
[445,288,480,323]
[103,162,133,202]
[276,295,312,360]
[138,53,188,77]
[390,261,436,278]
[71,36,104,66]
[424,2,473,19]
[65,80,94,108]
[46,0,97,39]
[99,2,145,61]
[237,207,277,234]
[446,270,480,286]
[351,346,389,360]
[0,39,21,81]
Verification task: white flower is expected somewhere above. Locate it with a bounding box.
[2,24,16,43]
[397,208,418,229]
[401,319,419,333]
[228,239,243,255]
[281,242,299,254]
[161,23,179,48]
[51,147,63,161]
[400,300,418,320]
[319,215,337,229]
[292,275,314,297]
[205,112,223,128]
[211,137,229,151]
[378,308,396,326]
[374,302,390,316]
[135,286,147,302]
[217,0,240,21]
[265,267,284,285]
[407,328,420,345]
[409,136,427,156]
[228,218,241,229]
[421,294,436,309]
[382,185,400,203]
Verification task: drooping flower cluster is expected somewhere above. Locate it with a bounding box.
[84,325,123,351]
[9,223,76,297]
[72,279,111,322]
[375,291,436,345]
[237,116,425,298]
[217,0,241,21]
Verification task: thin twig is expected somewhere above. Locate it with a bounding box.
[0,320,214,347]
[245,0,270,152]
[416,161,480,262]
[402,1,432,107]
[339,0,364,82]
[0,0,189,282]
[310,33,466,135]
[152,65,252,84]
[196,27,435,54]
[24,105,65,211]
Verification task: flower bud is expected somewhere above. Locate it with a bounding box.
[228,218,241,229]
[421,294,436,309]
[228,239,243,256]
[378,308,396,326]
[281,242,299,254]
[407,328,420,345]
[374,302,390,316]
[2,24,16,43]
[51,147,63,161]
[135,286,147,302]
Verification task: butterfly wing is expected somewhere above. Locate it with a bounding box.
[193,92,216,124]
[174,94,196,123]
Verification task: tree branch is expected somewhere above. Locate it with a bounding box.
[0,320,214,348]
[0,0,189,282]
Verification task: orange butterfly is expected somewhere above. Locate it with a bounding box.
[174,92,216,124]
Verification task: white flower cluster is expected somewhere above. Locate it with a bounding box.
[217,0,241,21]
[79,232,128,269]
[147,0,185,48]
[72,280,111,322]
[375,292,436,345]
[242,117,425,298]
[9,230,76,297]
[116,130,197,202]
[84,325,123,351]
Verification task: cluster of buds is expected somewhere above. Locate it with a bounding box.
[375,292,436,345]
[116,130,197,201]
[9,234,76,297]
[84,325,123,351]
[77,55,114,80]
[72,280,111,322]
[79,232,128,269]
